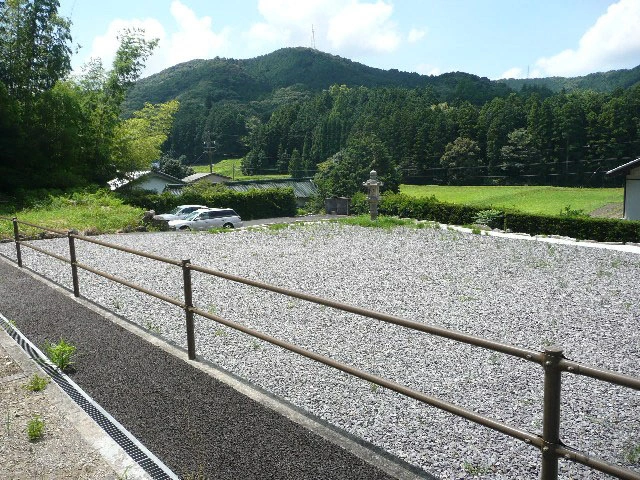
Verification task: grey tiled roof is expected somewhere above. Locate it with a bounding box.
[224,178,317,198]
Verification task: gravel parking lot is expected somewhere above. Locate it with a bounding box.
[1,221,639,479]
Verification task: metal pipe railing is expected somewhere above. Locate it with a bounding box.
[188,263,545,364]
[70,233,183,266]
[2,216,639,480]
[191,303,544,448]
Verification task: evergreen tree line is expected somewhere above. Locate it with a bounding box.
[0,0,173,192]
[242,83,640,192]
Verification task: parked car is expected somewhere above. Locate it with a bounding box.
[153,205,208,221]
[168,208,243,230]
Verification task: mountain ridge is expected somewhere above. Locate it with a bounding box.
[122,47,640,163]
[127,47,640,111]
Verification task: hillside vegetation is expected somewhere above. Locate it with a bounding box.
[2,0,638,198]
[0,190,143,240]
[124,47,640,193]
[501,64,640,93]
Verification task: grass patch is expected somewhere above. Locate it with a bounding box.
[23,374,50,392]
[43,339,76,372]
[462,461,493,475]
[400,185,623,216]
[26,415,45,441]
[0,189,143,241]
[623,442,640,463]
[265,223,291,232]
[337,215,423,230]
[193,159,290,181]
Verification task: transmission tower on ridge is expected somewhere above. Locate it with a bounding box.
[311,24,316,50]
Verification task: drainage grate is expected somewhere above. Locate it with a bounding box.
[0,315,178,480]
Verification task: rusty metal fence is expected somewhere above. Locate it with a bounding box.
[2,216,639,480]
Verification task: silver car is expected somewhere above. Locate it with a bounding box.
[168,208,243,230]
[153,205,208,222]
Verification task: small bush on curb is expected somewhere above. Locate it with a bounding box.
[473,209,504,229]
[24,374,50,392]
[44,339,76,372]
[26,415,45,441]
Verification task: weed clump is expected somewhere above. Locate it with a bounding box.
[43,339,76,372]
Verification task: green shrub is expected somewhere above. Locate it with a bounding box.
[503,211,640,242]
[372,192,640,243]
[559,205,588,218]
[44,339,76,372]
[119,185,297,220]
[24,374,50,392]
[26,415,45,441]
[473,209,505,229]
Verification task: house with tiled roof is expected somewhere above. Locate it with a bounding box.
[107,171,186,193]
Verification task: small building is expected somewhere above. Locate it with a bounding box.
[606,157,640,220]
[182,172,231,184]
[224,178,318,207]
[107,171,186,194]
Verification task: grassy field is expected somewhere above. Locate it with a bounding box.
[0,190,143,240]
[399,185,624,216]
[193,159,290,181]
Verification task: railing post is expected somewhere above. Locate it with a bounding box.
[541,346,563,480]
[182,259,196,360]
[12,217,22,267]
[67,231,80,297]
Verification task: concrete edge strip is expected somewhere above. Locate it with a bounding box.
[0,254,435,480]
[0,313,179,480]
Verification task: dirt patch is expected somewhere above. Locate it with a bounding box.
[589,202,624,218]
[0,341,125,480]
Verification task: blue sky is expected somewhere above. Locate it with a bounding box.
[58,0,640,80]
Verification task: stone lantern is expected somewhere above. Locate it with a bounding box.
[363,170,383,220]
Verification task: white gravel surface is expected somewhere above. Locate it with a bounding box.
[2,222,639,480]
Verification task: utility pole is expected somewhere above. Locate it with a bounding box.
[204,131,216,174]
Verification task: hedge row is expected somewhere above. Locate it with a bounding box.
[119,187,297,220]
[350,192,640,243]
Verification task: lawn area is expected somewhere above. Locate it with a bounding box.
[193,158,290,181]
[399,185,624,216]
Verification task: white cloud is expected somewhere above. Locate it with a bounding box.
[245,22,290,51]
[163,1,231,67]
[499,67,523,79]
[250,0,402,55]
[88,18,166,72]
[414,63,441,76]
[535,0,640,76]
[85,1,231,77]
[407,28,426,44]
[327,2,400,53]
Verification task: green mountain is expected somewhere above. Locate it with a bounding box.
[125,47,511,112]
[500,64,640,93]
[123,47,640,162]
[124,47,515,161]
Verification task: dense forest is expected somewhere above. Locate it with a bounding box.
[243,83,640,194]
[1,3,639,196]
[126,47,640,194]
[0,0,174,192]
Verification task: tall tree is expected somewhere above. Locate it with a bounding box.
[499,128,540,182]
[440,136,482,185]
[111,100,180,173]
[314,133,400,199]
[0,0,71,101]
